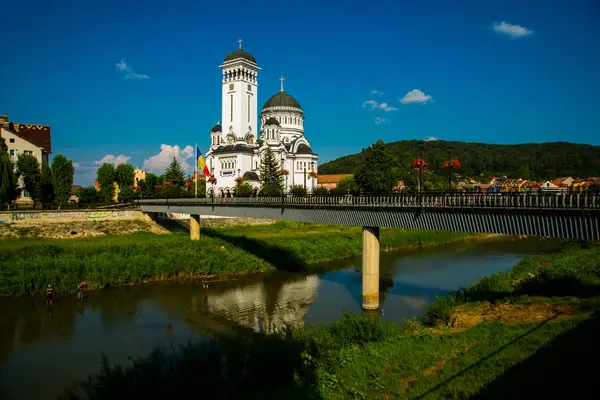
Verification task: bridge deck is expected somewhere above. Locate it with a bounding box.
[136,194,600,240]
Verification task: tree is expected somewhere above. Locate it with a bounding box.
[313,186,329,195]
[115,163,135,202]
[233,182,254,197]
[15,154,41,204]
[96,163,116,204]
[51,155,74,208]
[76,187,101,205]
[259,148,283,196]
[40,163,54,204]
[354,140,397,194]
[183,177,207,198]
[164,157,186,188]
[290,184,308,197]
[138,173,160,199]
[0,137,18,206]
[331,176,360,195]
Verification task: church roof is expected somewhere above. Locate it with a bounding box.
[212,144,256,155]
[243,171,259,181]
[223,49,257,64]
[262,91,302,111]
[296,143,313,154]
[264,117,280,126]
[211,123,222,133]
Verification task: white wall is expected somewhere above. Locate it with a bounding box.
[0,127,44,199]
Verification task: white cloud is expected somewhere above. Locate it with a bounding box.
[492,21,533,38]
[378,102,397,112]
[363,100,378,110]
[142,144,195,174]
[95,154,131,166]
[116,59,149,80]
[425,136,438,141]
[371,90,383,95]
[115,60,131,72]
[363,100,397,112]
[125,72,149,80]
[374,117,390,125]
[400,89,433,104]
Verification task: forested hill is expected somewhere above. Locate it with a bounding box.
[319,140,600,180]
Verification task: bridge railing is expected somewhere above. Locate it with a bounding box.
[136,192,600,210]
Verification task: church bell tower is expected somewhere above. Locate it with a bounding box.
[219,39,260,143]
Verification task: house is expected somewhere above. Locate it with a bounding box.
[0,113,52,204]
[587,177,600,194]
[317,174,353,190]
[570,178,588,193]
[552,177,573,188]
[392,180,406,192]
[540,181,560,191]
[71,185,84,194]
[500,178,527,192]
[133,168,147,187]
[523,181,543,191]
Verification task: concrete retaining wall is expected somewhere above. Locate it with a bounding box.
[0,210,144,224]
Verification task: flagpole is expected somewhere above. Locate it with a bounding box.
[195,143,198,201]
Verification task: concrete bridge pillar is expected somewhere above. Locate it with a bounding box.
[362,226,380,310]
[190,214,201,240]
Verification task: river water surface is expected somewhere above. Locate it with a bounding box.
[0,236,562,399]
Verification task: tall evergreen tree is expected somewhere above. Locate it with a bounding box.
[51,155,74,207]
[40,163,54,204]
[164,157,186,188]
[115,163,135,202]
[354,139,397,194]
[15,154,41,203]
[0,137,18,206]
[259,147,283,196]
[96,163,116,203]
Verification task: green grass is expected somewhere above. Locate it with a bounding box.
[0,221,477,296]
[61,312,599,400]
[59,239,600,399]
[423,241,600,327]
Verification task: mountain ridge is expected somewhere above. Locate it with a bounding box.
[318,140,600,180]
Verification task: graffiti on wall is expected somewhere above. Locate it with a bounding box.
[5,210,141,222]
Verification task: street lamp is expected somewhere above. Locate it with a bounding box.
[446,145,452,193]
[303,163,307,190]
[418,140,424,195]
[281,155,287,193]
[311,161,315,193]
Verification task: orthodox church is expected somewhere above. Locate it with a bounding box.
[204,40,318,197]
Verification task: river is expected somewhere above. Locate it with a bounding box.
[0,236,562,399]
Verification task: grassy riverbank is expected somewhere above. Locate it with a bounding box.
[61,241,600,399]
[0,221,477,296]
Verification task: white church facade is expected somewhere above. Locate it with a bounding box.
[204,40,318,197]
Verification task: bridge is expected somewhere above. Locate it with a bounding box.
[136,193,600,310]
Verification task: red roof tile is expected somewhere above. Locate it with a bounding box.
[8,122,52,153]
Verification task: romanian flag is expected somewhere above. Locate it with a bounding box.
[197,146,211,177]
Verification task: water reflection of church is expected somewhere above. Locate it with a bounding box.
[205,275,319,333]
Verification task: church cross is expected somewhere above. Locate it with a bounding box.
[279,76,285,92]
[238,38,243,49]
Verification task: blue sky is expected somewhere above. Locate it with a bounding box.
[2,0,599,185]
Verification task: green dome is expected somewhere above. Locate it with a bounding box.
[262,91,302,110]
